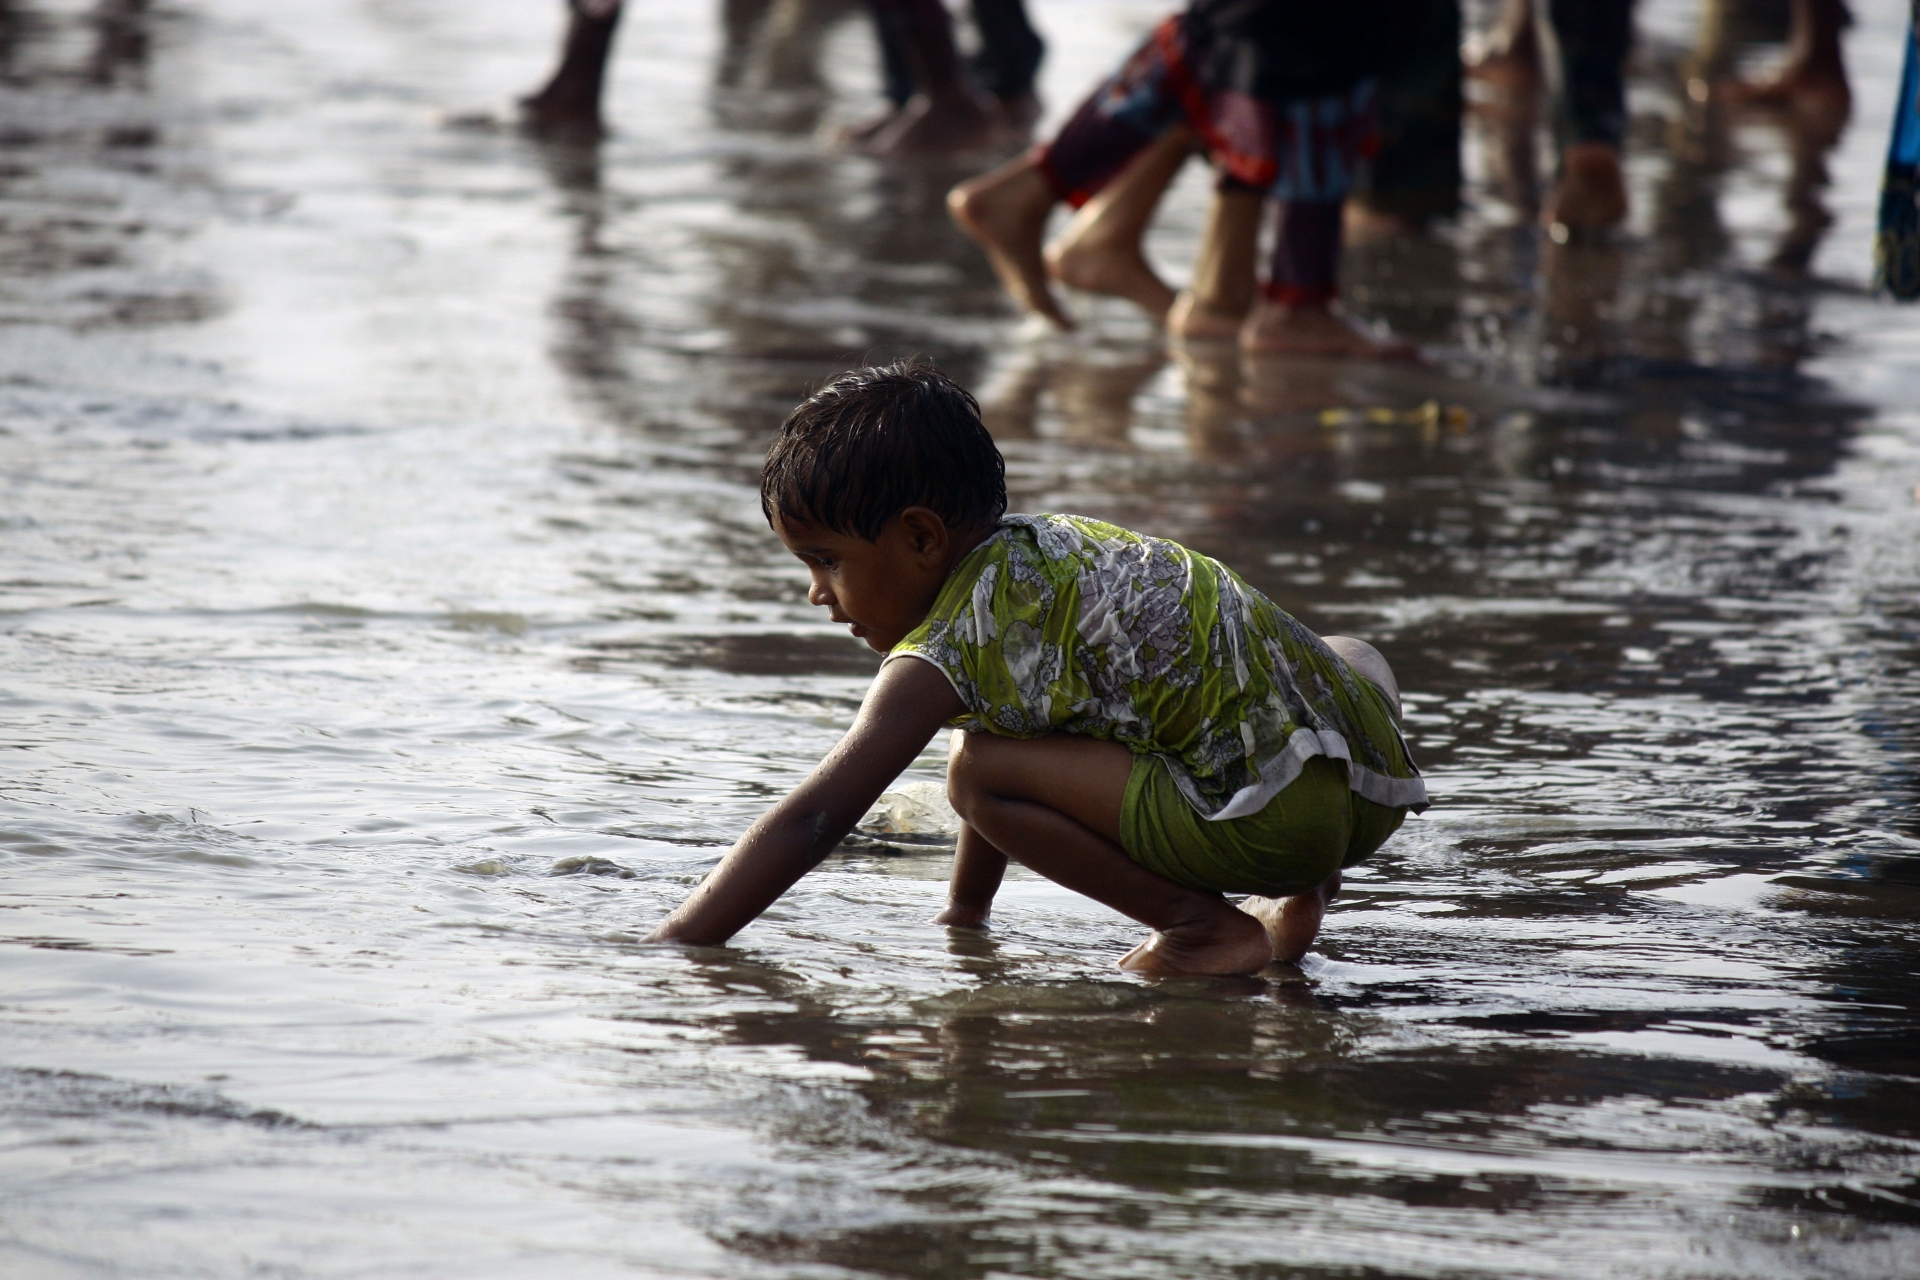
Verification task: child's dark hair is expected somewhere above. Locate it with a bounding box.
[760,359,1007,540]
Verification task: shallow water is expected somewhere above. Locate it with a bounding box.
[3,0,1920,1275]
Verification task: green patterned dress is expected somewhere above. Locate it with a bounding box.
[890,514,1428,836]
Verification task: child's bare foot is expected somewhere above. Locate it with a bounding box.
[1044,226,1177,322]
[1240,300,1418,361]
[1541,142,1627,239]
[1240,872,1341,964]
[1117,906,1274,976]
[949,159,1073,328]
[1167,290,1249,340]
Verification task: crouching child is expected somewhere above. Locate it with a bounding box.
[649,360,1426,975]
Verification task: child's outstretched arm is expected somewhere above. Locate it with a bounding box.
[648,656,965,947]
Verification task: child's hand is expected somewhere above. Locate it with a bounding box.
[648,657,964,946]
[932,902,992,929]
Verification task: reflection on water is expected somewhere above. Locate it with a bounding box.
[2,0,1918,1276]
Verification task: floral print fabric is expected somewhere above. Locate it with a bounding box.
[890,514,1428,821]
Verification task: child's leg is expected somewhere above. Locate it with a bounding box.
[1042,125,1194,323]
[1241,200,1418,359]
[1168,184,1264,340]
[943,731,1274,976]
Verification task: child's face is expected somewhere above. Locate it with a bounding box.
[774,508,958,654]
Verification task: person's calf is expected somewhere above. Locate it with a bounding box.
[1172,187,1262,338]
[937,816,1009,929]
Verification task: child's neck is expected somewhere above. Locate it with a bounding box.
[936,518,1001,580]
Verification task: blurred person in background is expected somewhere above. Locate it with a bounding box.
[950,0,1424,358]
[520,0,1048,154]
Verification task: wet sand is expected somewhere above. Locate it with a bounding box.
[3,0,1919,1276]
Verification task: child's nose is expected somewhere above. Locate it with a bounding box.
[808,578,833,607]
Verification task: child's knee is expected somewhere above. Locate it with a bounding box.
[945,729,1031,818]
[945,728,988,816]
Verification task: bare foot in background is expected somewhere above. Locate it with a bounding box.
[949,157,1073,327]
[1042,129,1192,324]
[1541,142,1628,239]
[1344,202,1427,245]
[1724,0,1851,129]
[1241,301,1418,360]
[856,91,1002,156]
[1240,873,1342,965]
[837,104,908,148]
[1045,234,1176,321]
[1726,62,1851,135]
[1168,292,1250,340]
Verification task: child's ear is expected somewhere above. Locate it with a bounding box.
[898,506,949,562]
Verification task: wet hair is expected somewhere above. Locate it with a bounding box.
[760,359,1007,541]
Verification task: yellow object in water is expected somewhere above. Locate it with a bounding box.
[1317,400,1472,429]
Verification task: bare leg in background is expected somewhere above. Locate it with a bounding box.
[521,0,624,139]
